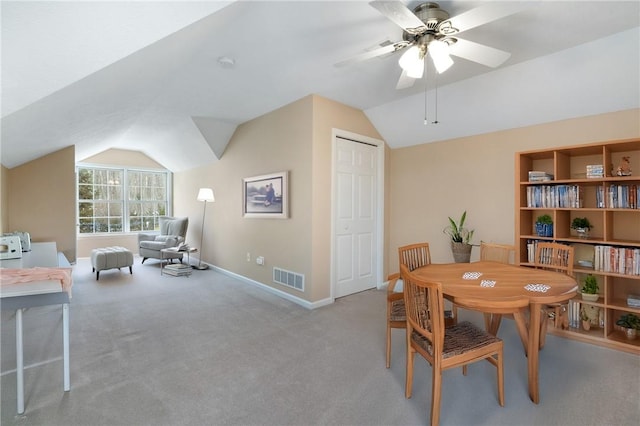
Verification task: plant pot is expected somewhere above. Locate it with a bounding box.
[582,320,591,331]
[451,242,472,263]
[623,327,637,340]
[581,293,599,302]
[574,227,590,239]
[535,223,553,237]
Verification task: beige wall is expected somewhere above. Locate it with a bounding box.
[76,148,169,256]
[174,94,383,304]
[5,146,76,261]
[81,148,166,169]
[1,165,9,233]
[388,109,640,273]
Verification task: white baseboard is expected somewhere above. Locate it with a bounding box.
[210,264,333,310]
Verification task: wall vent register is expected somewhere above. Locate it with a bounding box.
[273,267,304,292]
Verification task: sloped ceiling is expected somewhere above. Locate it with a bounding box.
[2,1,639,172]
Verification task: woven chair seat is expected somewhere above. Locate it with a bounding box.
[411,321,500,359]
[390,299,406,322]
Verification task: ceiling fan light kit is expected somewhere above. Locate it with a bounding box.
[341,1,523,89]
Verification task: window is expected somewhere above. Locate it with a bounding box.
[78,166,171,234]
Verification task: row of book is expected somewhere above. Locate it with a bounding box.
[525,185,583,208]
[596,184,638,209]
[593,245,640,276]
[163,263,192,277]
[526,184,640,209]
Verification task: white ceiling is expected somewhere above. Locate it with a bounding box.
[2,1,639,172]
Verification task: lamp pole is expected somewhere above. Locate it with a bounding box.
[194,188,214,270]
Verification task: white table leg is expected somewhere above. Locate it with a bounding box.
[16,308,24,414]
[63,303,70,391]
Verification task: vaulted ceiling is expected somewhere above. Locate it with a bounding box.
[2,1,639,172]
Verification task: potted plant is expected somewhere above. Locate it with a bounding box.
[571,217,593,239]
[535,214,553,237]
[443,211,474,263]
[580,274,599,302]
[616,313,640,340]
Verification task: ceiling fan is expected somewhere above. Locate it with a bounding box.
[337,1,526,89]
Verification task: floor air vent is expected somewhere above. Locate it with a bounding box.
[273,267,304,292]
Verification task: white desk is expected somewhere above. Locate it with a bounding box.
[0,242,71,414]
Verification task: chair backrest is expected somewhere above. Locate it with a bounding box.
[534,242,574,276]
[480,242,515,264]
[159,216,189,238]
[400,263,445,354]
[398,242,431,272]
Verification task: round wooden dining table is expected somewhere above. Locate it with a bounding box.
[412,261,578,404]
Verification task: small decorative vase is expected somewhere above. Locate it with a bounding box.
[535,223,553,237]
[581,293,599,302]
[624,328,637,340]
[582,320,591,331]
[575,227,589,239]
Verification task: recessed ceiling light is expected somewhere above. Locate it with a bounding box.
[217,56,235,69]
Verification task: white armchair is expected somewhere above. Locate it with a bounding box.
[138,217,188,264]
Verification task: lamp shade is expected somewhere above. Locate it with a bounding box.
[429,39,453,74]
[398,45,424,79]
[197,188,215,202]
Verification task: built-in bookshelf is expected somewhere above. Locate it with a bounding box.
[516,139,640,354]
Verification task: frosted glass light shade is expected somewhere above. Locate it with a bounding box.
[197,188,215,202]
[398,46,424,79]
[429,40,453,74]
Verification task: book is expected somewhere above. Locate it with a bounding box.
[163,268,191,277]
[163,263,192,276]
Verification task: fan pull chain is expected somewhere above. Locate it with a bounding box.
[423,70,428,125]
[432,71,439,124]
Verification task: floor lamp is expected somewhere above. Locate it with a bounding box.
[194,188,214,270]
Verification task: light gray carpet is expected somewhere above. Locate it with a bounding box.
[2,256,639,426]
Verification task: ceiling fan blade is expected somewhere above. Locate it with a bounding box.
[370,1,427,34]
[448,38,511,68]
[395,69,416,90]
[335,41,408,67]
[437,2,526,35]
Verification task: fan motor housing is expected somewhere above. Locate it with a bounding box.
[402,2,450,43]
[414,2,449,30]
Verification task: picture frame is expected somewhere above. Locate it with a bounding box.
[243,171,289,219]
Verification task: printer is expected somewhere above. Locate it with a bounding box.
[0,235,23,260]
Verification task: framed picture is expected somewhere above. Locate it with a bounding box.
[243,171,288,219]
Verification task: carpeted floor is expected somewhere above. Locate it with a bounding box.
[2,256,639,426]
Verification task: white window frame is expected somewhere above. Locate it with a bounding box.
[77,164,173,235]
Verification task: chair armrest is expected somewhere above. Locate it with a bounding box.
[154,235,185,247]
[138,233,158,243]
[387,272,402,294]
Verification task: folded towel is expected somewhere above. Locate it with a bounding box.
[0,267,73,297]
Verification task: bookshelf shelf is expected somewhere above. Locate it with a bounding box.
[516,138,640,354]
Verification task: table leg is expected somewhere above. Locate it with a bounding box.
[16,308,24,414]
[63,303,70,391]
[528,303,541,404]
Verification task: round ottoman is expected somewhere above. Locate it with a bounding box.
[91,247,133,280]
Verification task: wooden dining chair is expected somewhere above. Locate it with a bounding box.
[480,242,515,264]
[479,242,516,333]
[534,242,575,349]
[386,243,432,368]
[401,263,505,426]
